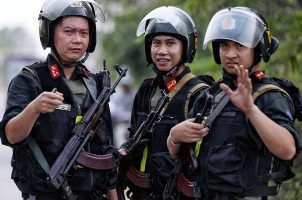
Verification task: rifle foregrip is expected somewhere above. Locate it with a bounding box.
[186,113,202,171]
[188,146,198,170]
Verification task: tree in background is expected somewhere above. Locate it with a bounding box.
[0,27,41,86]
[0,0,301,198]
[99,0,302,199]
[100,0,302,85]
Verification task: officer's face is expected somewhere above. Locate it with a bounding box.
[151,35,183,72]
[219,40,254,74]
[53,16,90,64]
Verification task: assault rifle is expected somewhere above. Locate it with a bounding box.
[117,89,170,200]
[48,64,128,200]
[163,90,213,199]
[178,90,213,171]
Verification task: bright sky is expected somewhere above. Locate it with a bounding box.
[0,0,44,31]
[0,0,47,57]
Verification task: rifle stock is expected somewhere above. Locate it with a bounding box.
[48,64,128,199]
[179,113,202,170]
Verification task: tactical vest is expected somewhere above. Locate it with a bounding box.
[134,75,209,172]
[124,74,210,198]
[198,81,298,198]
[142,74,209,198]
[12,60,111,195]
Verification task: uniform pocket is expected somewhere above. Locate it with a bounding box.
[207,144,253,193]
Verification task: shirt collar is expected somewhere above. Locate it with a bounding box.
[47,54,90,80]
[152,65,191,88]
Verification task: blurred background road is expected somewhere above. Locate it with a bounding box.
[0,0,125,198]
[0,0,48,198]
[0,86,22,199]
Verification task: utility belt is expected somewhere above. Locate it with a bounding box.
[126,165,150,189]
[208,183,279,198]
[206,167,286,198]
[177,172,280,199]
[25,190,107,200]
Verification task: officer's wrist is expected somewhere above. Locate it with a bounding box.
[168,133,180,146]
[244,104,259,117]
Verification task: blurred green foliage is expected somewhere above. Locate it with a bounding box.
[99,0,302,86]
[0,1,301,198]
[99,0,302,199]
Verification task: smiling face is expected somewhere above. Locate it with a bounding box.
[53,16,90,64]
[219,40,254,74]
[150,35,183,72]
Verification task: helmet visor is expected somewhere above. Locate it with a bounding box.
[41,0,105,22]
[203,8,266,49]
[136,6,194,37]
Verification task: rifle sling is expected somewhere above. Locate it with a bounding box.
[163,162,181,199]
[30,135,116,172]
[162,72,197,113]
[83,75,97,101]
[27,136,50,173]
[126,165,149,189]
[204,91,229,127]
[76,150,117,170]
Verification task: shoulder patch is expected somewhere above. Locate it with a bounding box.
[49,64,60,79]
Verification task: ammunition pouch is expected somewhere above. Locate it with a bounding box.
[177,172,201,198]
[76,151,117,170]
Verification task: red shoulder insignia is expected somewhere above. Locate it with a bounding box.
[49,64,60,79]
[167,78,177,92]
[80,67,89,78]
[254,70,265,80]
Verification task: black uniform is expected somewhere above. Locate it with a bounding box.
[121,67,210,199]
[189,70,301,199]
[0,55,117,200]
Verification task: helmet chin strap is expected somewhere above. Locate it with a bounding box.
[152,61,182,77]
[52,46,90,68]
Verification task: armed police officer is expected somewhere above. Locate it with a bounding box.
[168,7,302,199]
[0,0,119,199]
[118,6,213,200]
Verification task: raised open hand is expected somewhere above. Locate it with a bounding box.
[220,65,254,113]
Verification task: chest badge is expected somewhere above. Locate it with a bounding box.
[56,103,71,111]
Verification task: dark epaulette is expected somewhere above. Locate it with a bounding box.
[196,74,215,86]
[26,60,46,69]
